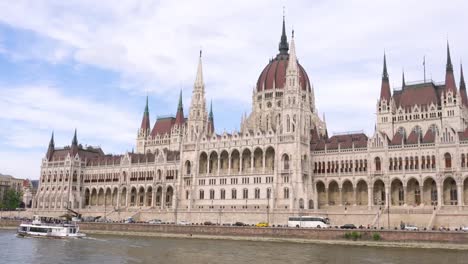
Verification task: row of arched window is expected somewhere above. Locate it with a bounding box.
[386,155,437,171]
[198,187,288,200]
[314,159,368,174]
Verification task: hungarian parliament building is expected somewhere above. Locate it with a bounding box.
[32,18,468,223]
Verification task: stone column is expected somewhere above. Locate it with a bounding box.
[240,154,243,173]
[152,187,157,208]
[262,153,266,174]
[353,187,357,206]
[228,155,232,175]
[419,185,424,206]
[217,157,220,176]
[368,186,373,210]
[403,185,408,206]
[313,183,319,210]
[437,183,442,207]
[339,188,343,206]
[125,190,130,208]
[385,186,390,207]
[325,187,329,206]
[457,183,463,209]
[251,155,254,174]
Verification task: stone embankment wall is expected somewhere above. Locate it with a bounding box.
[3,219,468,244]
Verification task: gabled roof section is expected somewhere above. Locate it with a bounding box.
[392,81,440,109]
[422,129,436,143]
[150,117,176,137]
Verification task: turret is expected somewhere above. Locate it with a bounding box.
[187,51,208,141]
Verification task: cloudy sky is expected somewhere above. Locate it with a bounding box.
[0,0,467,179]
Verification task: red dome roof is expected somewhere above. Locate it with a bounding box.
[256,54,311,92]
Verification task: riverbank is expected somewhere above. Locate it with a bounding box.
[2,220,468,250]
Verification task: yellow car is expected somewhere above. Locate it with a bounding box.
[256,222,269,227]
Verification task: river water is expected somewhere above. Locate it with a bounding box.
[1,230,467,264]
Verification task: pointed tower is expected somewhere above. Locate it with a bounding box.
[402,70,406,89]
[70,129,79,156]
[445,43,457,94]
[187,51,208,141]
[207,100,214,135]
[285,30,299,90]
[278,15,289,56]
[460,64,468,107]
[139,96,151,136]
[46,131,55,161]
[175,90,185,126]
[379,53,391,101]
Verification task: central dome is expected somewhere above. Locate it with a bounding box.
[256,54,311,92]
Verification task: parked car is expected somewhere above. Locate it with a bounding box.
[340,224,357,229]
[125,217,135,224]
[404,224,419,231]
[203,221,215,225]
[461,226,468,232]
[234,222,246,226]
[148,219,162,224]
[178,220,191,225]
[255,222,269,227]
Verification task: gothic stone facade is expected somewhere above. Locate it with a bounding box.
[33,19,468,220]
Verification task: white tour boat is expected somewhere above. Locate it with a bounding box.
[17,215,86,238]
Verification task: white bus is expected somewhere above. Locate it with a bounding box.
[287,216,330,228]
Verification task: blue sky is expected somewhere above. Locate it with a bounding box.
[0,0,467,179]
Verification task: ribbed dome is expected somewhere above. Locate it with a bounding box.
[256,54,311,92]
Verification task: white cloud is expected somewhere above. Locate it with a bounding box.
[0,84,138,148]
[0,0,467,177]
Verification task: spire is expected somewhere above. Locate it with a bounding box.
[402,70,406,88]
[178,89,183,111]
[445,42,457,94]
[207,101,214,135]
[460,63,468,107]
[382,53,389,80]
[195,50,204,87]
[48,131,55,148]
[72,128,78,146]
[140,96,151,133]
[278,14,289,56]
[46,131,55,161]
[446,42,453,72]
[175,90,185,126]
[286,30,298,74]
[209,100,214,120]
[379,53,391,101]
[70,129,79,156]
[144,95,149,115]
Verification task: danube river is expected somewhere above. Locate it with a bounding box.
[1,230,468,264]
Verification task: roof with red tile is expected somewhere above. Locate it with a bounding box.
[422,129,435,143]
[392,82,443,109]
[311,133,368,151]
[256,55,310,92]
[150,117,176,137]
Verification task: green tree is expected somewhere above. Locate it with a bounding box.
[3,189,22,209]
